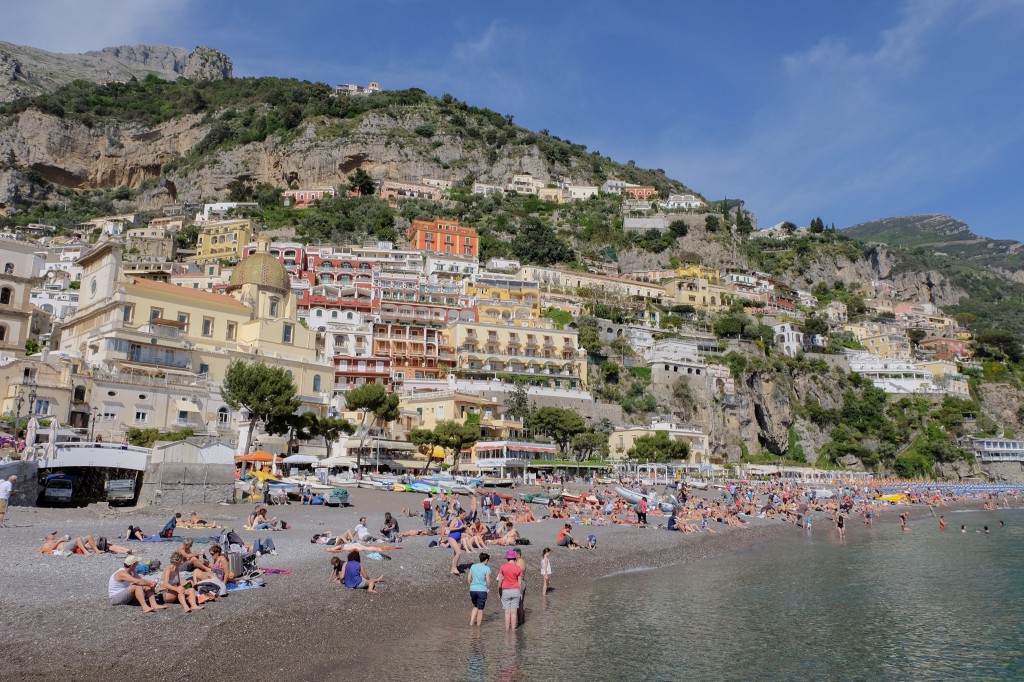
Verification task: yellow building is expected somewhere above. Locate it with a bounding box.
[449,320,587,389]
[400,391,523,439]
[194,219,254,263]
[843,322,911,358]
[517,266,665,302]
[608,421,712,464]
[629,265,722,284]
[663,277,733,312]
[464,276,542,325]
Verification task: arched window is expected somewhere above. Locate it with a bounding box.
[0,287,11,305]
[0,325,6,341]
[73,385,87,402]
[3,263,13,274]
[269,299,279,317]
[313,375,322,391]
[217,406,230,425]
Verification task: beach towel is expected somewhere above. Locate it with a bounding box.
[226,582,265,591]
[262,568,291,575]
[140,536,177,542]
[178,523,221,529]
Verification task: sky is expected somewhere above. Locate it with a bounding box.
[3,0,1024,240]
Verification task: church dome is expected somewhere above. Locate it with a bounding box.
[228,236,289,290]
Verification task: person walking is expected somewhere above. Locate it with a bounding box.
[498,550,524,631]
[422,492,434,529]
[835,512,846,540]
[0,475,14,527]
[637,496,649,529]
[467,552,491,626]
[541,547,552,596]
[481,491,492,521]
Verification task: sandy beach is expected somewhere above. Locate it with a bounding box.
[0,486,971,681]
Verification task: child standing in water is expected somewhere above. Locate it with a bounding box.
[541,547,552,595]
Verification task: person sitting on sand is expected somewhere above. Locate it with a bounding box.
[489,521,520,546]
[176,538,207,568]
[355,517,381,543]
[109,556,166,613]
[556,524,580,549]
[380,512,400,543]
[125,525,146,542]
[514,505,538,524]
[461,520,488,552]
[158,513,182,538]
[253,508,278,530]
[158,552,204,613]
[207,544,235,584]
[340,550,383,594]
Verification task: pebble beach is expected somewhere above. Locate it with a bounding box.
[0,486,967,681]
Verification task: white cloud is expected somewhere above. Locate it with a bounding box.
[659,0,1024,229]
[0,0,194,53]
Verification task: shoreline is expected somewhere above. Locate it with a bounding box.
[0,488,1009,681]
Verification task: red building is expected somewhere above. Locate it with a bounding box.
[622,186,658,200]
[919,337,972,361]
[408,218,479,258]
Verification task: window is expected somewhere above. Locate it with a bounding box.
[226,322,236,341]
[134,411,149,423]
[0,325,8,341]
[33,400,50,415]
[150,307,163,320]
[313,375,321,391]
[217,407,230,425]
[101,412,116,421]
[283,323,294,344]
[269,299,280,317]
[3,263,12,274]
[120,304,134,323]
[107,390,118,397]
[202,317,214,337]
[0,287,11,305]
[199,363,209,375]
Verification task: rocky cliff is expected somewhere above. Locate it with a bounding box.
[0,41,231,102]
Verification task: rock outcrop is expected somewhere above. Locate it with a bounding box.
[0,41,231,102]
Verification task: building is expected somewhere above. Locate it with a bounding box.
[565,185,599,201]
[825,301,848,325]
[373,323,449,384]
[970,437,1024,463]
[408,218,479,259]
[195,203,258,223]
[537,187,563,203]
[424,253,479,282]
[30,279,80,323]
[379,179,441,203]
[622,185,658,200]
[283,187,336,209]
[847,353,969,397]
[600,179,630,195]
[918,336,972,362]
[0,240,43,357]
[646,339,708,387]
[660,194,706,210]
[629,265,722,284]
[465,276,542,325]
[663,277,733,312]
[843,322,911,358]
[773,322,805,357]
[334,81,381,96]
[448,320,587,389]
[517,266,665,302]
[194,220,254,264]
[170,263,227,292]
[505,174,545,195]
[458,441,559,476]
[373,273,465,326]
[472,182,503,196]
[608,421,711,464]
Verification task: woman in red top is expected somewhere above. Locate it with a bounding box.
[498,550,524,630]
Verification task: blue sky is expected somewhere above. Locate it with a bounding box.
[4,0,1024,240]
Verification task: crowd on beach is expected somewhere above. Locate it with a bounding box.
[5,470,1021,626]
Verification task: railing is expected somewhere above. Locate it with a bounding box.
[127,353,191,369]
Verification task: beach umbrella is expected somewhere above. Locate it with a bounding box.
[235,450,276,463]
[282,454,318,465]
[42,419,58,460]
[25,417,39,450]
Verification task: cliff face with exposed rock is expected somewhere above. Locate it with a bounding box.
[0,41,231,103]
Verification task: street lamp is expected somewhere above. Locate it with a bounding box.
[89,407,99,442]
[13,389,24,439]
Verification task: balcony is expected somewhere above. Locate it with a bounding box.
[126,352,191,369]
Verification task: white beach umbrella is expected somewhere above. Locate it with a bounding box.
[43,419,58,459]
[25,417,39,449]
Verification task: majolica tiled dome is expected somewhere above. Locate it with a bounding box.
[228,236,289,290]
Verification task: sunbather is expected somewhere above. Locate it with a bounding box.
[187,512,211,527]
[39,532,98,556]
[488,521,520,546]
[339,551,383,594]
[92,536,135,555]
[325,541,399,553]
[125,525,146,541]
[207,544,235,584]
[159,552,204,613]
[108,556,166,613]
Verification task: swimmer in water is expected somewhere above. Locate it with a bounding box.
[961,525,967,533]
[939,516,946,531]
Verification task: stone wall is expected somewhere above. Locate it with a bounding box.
[0,459,40,506]
[137,462,234,507]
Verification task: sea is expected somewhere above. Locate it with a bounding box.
[381,509,1024,681]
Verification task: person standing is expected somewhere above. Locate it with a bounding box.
[835,512,845,540]
[540,547,552,596]
[939,515,947,531]
[0,475,14,527]
[899,512,909,532]
[469,493,479,522]
[467,552,491,626]
[514,548,527,626]
[481,491,492,521]
[637,496,649,529]
[498,550,524,630]
[422,493,434,529]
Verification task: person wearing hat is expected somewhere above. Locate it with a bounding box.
[108,555,166,612]
[498,549,524,630]
[0,475,15,527]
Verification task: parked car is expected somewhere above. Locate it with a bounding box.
[42,474,74,505]
[104,478,137,504]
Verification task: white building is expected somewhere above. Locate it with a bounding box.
[847,353,970,397]
[601,179,630,195]
[30,281,79,323]
[971,438,1024,463]
[425,253,479,282]
[195,202,259,223]
[472,182,503,196]
[660,194,705,210]
[566,185,599,201]
[773,322,805,357]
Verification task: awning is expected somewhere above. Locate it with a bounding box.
[175,398,201,413]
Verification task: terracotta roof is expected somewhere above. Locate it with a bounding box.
[126,277,249,311]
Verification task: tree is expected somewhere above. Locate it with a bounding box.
[571,430,609,462]
[511,217,574,265]
[809,217,825,234]
[410,419,480,472]
[528,406,586,455]
[780,221,797,235]
[668,220,689,238]
[301,413,354,459]
[504,381,532,422]
[599,360,620,383]
[175,224,200,250]
[705,214,720,233]
[24,338,41,355]
[222,360,301,457]
[343,383,401,472]
[626,431,690,463]
[974,329,1022,364]
[802,315,829,337]
[907,328,927,348]
[349,168,376,197]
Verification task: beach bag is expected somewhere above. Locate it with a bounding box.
[226,530,245,547]
[516,537,531,546]
[136,558,161,574]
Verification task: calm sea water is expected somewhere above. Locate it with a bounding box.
[384,509,1024,681]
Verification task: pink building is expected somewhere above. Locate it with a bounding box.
[379,180,442,203]
[283,187,336,209]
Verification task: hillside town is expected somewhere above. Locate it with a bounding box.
[3,164,1011,506]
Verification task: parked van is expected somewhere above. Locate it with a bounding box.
[104,478,137,505]
[43,474,74,505]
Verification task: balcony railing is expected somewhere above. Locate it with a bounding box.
[127,353,190,369]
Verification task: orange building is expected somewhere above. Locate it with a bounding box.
[408,218,479,258]
[622,185,658,200]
